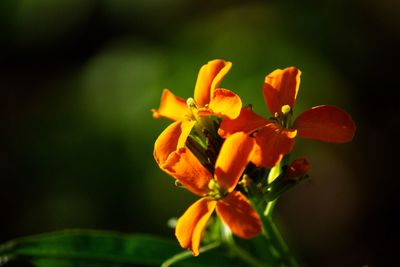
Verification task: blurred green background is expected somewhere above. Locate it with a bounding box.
[1,0,398,266]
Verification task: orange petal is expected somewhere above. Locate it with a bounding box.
[197,89,242,119]
[214,132,255,192]
[154,120,195,166]
[216,191,261,239]
[175,198,216,256]
[252,123,297,168]
[218,107,270,138]
[293,105,356,143]
[263,67,301,116]
[163,147,212,196]
[151,89,188,121]
[194,60,232,108]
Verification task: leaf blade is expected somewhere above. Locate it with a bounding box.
[0,229,245,267]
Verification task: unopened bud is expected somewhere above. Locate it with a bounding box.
[285,158,309,180]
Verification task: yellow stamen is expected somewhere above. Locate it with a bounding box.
[239,174,252,189]
[208,179,219,191]
[207,179,226,200]
[186,97,200,122]
[186,97,197,110]
[281,105,291,115]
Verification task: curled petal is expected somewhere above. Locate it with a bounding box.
[218,107,270,138]
[163,147,212,196]
[214,132,255,192]
[176,198,216,256]
[293,105,356,143]
[252,123,297,168]
[216,191,261,239]
[194,60,232,108]
[197,89,242,119]
[154,120,195,167]
[263,67,301,116]
[152,89,188,121]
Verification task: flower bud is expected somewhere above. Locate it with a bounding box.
[285,158,309,180]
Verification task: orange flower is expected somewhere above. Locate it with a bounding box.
[152,59,242,169]
[163,132,262,256]
[219,67,356,168]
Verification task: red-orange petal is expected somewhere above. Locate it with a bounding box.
[152,89,188,121]
[176,198,217,256]
[252,123,297,168]
[293,105,356,143]
[216,191,261,239]
[263,67,301,116]
[194,60,232,108]
[197,88,242,119]
[154,120,195,166]
[214,132,255,192]
[163,147,212,196]
[218,107,270,138]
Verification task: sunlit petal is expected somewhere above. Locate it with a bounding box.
[175,198,216,256]
[263,67,301,116]
[197,89,242,119]
[152,89,188,121]
[163,147,212,196]
[194,60,232,108]
[252,123,297,168]
[293,105,356,143]
[218,107,270,138]
[216,191,261,239]
[153,120,195,167]
[214,132,255,192]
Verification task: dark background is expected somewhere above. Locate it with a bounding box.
[1,0,399,266]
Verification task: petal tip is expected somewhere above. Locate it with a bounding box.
[151,108,161,119]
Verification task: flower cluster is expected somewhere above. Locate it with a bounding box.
[152,59,356,256]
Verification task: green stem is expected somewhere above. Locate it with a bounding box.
[261,160,299,266]
[264,200,277,217]
[224,230,268,267]
[263,216,300,267]
[161,241,221,267]
[227,242,268,267]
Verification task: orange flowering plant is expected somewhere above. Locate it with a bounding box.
[0,60,355,267]
[152,60,356,266]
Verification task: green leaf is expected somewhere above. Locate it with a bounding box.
[0,229,246,267]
